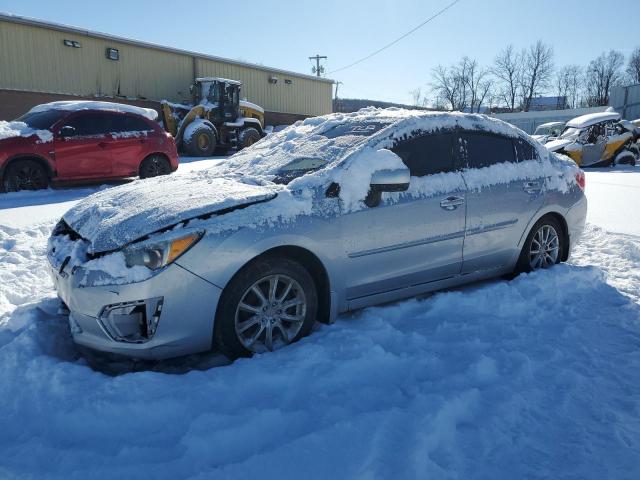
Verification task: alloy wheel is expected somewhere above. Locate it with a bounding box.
[5,163,47,191]
[141,157,169,178]
[234,274,307,353]
[529,224,560,269]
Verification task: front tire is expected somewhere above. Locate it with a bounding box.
[3,159,48,192]
[184,124,216,157]
[237,127,261,150]
[214,257,318,359]
[139,155,171,179]
[516,216,565,273]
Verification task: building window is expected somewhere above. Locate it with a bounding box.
[105,48,119,61]
[63,39,81,48]
[284,79,293,85]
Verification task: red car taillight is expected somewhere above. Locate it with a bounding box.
[575,170,585,190]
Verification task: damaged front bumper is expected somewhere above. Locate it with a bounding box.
[48,259,222,360]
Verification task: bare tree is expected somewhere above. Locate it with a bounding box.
[585,50,624,106]
[409,87,428,108]
[555,65,582,109]
[430,64,465,111]
[520,40,554,111]
[430,57,492,112]
[493,45,522,111]
[626,47,640,84]
[462,57,493,113]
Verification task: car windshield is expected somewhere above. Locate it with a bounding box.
[215,119,395,180]
[534,126,552,135]
[273,157,328,184]
[15,109,66,130]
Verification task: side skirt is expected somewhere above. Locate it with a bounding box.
[346,265,513,311]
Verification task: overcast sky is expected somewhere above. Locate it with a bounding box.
[1,0,637,105]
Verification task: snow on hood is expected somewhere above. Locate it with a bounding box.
[0,121,52,143]
[63,174,280,253]
[28,101,158,121]
[545,137,574,152]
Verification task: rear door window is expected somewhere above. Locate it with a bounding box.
[459,132,516,169]
[108,114,151,133]
[392,133,455,177]
[64,113,111,137]
[514,138,539,161]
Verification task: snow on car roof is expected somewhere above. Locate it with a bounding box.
[565,112,620,129]
[28,101,158,121]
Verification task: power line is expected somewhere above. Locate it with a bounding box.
[328,0,462,75]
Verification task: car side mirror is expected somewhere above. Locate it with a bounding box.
[59,126,76,138]
[365,167,410,207]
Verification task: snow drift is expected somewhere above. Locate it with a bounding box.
[1,222,640,479]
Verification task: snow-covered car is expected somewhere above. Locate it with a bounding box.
[531,121,565,144]
[545,111,638,167]
[47,108,587,360]
[0,101,179,192]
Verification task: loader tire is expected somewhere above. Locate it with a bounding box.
[237,128,261,150]
[184,124,216,157]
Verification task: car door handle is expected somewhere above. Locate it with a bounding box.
[98,141,108,148]
[523,181,542,194]
[440,196,465,210]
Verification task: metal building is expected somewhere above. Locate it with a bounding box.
[610,84,640,120]
[0,13,334,124]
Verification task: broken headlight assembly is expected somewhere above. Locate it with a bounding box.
[123,231,203,270]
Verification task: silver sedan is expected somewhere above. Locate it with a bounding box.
[47,109,587,360]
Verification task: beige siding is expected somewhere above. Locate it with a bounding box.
[196,59,333,116]
[0,19,332,116]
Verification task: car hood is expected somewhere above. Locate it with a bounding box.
[62,173,280,253]
[545,138,574,152]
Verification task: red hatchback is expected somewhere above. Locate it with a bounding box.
[0,101,179,192]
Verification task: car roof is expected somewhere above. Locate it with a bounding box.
[565,111,620,129]
[27,101,158,121]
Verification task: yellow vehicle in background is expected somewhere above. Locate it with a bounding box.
[161,77,265,156]
[545,111,639,167]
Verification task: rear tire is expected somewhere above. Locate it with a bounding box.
[237,127,261,150]
[214,257,317,359]
[3,159,48,192]
[184,124,216,157]
[139,155,171,179]
[516,216,565,273]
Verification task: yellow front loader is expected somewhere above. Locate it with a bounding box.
[161,77,265,156]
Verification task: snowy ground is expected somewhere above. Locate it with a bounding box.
[1,159,639,479]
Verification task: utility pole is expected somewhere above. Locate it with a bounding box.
[309,54,327,77]
[333,81,343,113]
[334,81,342,100]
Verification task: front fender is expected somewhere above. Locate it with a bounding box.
[175,219,340,293]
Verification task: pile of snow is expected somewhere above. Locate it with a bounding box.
[1,220,640,478]
[0,120,52,143]
[29,101,158,121]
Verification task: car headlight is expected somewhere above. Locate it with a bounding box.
[124,232,203,270]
